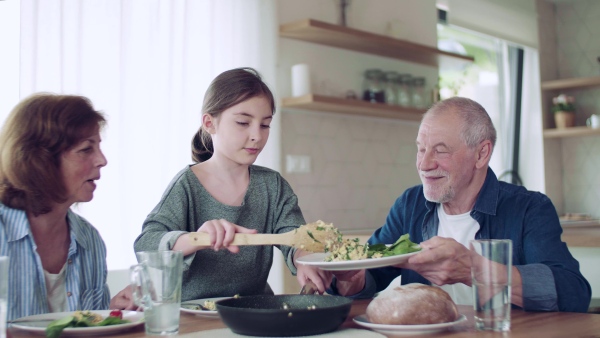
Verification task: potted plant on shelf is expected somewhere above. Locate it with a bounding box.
[552,94,576,129]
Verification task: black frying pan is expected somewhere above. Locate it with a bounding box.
[216,294,353,337]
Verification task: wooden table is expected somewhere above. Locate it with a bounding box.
[8,300,600,337]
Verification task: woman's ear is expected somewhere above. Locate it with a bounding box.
[202,114,216,134]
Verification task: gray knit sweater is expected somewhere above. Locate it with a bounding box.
[133,165,305,301]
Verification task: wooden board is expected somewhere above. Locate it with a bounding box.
[280,19,474,69]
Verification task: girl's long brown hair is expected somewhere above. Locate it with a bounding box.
[191,67,275,163]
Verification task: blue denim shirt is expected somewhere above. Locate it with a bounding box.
[331,168,591,313]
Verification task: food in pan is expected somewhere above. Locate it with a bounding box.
[202,300,216,311]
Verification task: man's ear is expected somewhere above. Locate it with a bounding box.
[202,114,216,134]
[475,140,493,169]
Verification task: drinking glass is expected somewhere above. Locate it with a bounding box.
[131,251,183,335]
[0,256,9,338]
[469,239,512,332]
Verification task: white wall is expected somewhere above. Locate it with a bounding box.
[442,0,539,48]
[570,248,600,298]
[0,0,20,122]
[440,0,545,193]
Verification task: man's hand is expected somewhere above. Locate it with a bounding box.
[331,269,366,296]
[400,236,472,286]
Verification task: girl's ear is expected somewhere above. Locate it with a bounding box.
[202,114,216,134]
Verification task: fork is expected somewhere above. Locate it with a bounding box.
[299,280,319,295]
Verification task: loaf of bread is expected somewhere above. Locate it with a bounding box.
[366,283,459,325]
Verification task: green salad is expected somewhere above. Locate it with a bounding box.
[46,310,130,338]
[324,233,421,262]
[367,234,421,258]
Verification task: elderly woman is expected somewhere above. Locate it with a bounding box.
[0,93,109,321]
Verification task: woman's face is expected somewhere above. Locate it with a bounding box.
[207,95,272,166]
[60,131,107,205]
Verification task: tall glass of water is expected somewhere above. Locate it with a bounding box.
[131,251,183,336]
[0,256,9,338]
[469,239,512,332]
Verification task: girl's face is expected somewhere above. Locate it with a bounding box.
[206,95,272,166]
[60,131,107,205]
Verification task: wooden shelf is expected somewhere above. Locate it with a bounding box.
[541,76,600,91]
[543,126,600,139]
[279,19,474,69]
[281,94,425,121]
[562,226,600,248]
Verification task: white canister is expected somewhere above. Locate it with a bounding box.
[291,64,311,97]
[586,114,600,129]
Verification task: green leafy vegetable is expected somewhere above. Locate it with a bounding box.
[45,311,130,338]
[306,230,321,243]
[96,316,130,326]
[46,316,75,338]
[367,234,421,258]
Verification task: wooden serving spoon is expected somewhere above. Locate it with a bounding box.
[187,220,342,252]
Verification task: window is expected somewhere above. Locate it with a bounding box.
[437,22,542,187]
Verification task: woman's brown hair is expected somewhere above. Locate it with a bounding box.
[191,67,275,163]
[0,93,106,216]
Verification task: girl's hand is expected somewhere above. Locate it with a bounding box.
[294,249,333,294]
[197,219,258,253]
[172,219,257,255]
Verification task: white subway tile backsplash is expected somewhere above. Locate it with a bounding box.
[282,111,420,232]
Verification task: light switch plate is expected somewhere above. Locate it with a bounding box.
[286,155,311,173]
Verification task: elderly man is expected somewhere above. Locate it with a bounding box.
[330,97,590,313]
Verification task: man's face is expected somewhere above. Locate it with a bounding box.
[415,111,478,204]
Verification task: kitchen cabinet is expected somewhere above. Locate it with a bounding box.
[542,76,600,138]
[279,19,474,120]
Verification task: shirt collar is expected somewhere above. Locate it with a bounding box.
[66,209,91,250]
[3,206,30,242]
[3,205,90,250]
[472,167,499,216]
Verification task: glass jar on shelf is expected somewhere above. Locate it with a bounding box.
[396,74,412,107]
[431,77,441,105]
[362,69,385,103]
[383,71,399,105]
[411,77,427,109]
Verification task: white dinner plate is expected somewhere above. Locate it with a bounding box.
[295,251,419,271]
[353,314,467,335]
[180,297,230,318]
[10,310,144,336]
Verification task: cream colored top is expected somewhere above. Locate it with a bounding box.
[44,262,67,313]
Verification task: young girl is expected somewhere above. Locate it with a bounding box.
[132,67,330,301]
